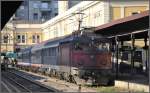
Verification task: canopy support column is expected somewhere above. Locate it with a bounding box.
[111,38,116,73]
[131,33,135,74]
[115,36,119,78]
[143,36,148,75]
[121,41,124,63]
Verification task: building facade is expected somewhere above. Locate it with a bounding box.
[14,21,42,50]
[42,0,149,41]
[1,0,149,53]
[1,23,14,53]
[1,21,42,53]
[15,0,80,22]
[15,0,58,22]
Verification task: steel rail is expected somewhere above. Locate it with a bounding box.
[8,71,56,92]
[1,81,12,93]
[2,73,32,93]
[14,70,70,87]
[2,77,21,93]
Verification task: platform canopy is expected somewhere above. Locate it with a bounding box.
[95,10,149,41]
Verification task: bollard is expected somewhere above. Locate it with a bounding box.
[78,84,81,92]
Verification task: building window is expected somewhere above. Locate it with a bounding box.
[17,35,21,43]
[41,2,49,9]
[131,12,139,15]
[22,35,25,43]
[94,10,101,26]
[41,11,51,20]
[54,31,58,37]
[20,5,24,10]
[37,35,40,43]
[33,3,39,8]
[94,11,101,18]
[32,35,36,43]
[3,35,8,43]
[54,2,58,8]
[33,13,38,20]
[55,13,58,16]
[82,16,88,27]
[32,35,40,43]
[53,27,58,37]
[17,35,26,43]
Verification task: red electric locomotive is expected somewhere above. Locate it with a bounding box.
[58,29,113,85]
[18,28,114,85]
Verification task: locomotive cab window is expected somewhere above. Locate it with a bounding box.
[74,42,83,50]
[97,43,110,51]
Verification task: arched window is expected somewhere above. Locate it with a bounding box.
[32,35,36,43]
[3,35,8,43]
[37,35,40,43]
[32,35,40,43]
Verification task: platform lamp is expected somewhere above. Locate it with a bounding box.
[72,7,85,34]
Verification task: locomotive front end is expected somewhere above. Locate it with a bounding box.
[72,34,114,85]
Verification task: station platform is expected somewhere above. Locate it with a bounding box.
[115,73,149,92]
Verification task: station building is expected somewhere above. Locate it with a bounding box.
[1,20,42,53]
[40,0,149,77]
[1,23,14,52]
[42,0,149,41]
[1,0,149,54]
[14,21,42,49]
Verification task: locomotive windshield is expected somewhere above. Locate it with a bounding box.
[73,36,110,52]
[95,42,110,51]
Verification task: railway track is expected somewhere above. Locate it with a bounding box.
[12,69,71,87]
[13,69,75,85]
[2,71,56,92]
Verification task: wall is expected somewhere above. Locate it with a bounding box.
[1,23,14,52]
[110,0,148,20]
[42,0,148,41]
[14,23,42,50]
[42,1,109,41]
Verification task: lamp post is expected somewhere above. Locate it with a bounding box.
[72,8,85,33]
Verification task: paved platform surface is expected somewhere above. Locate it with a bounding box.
[115,74,149,92]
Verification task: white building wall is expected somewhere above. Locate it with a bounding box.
[42,1,108,41]
[42,0,148,41]
[58,1,68,15]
